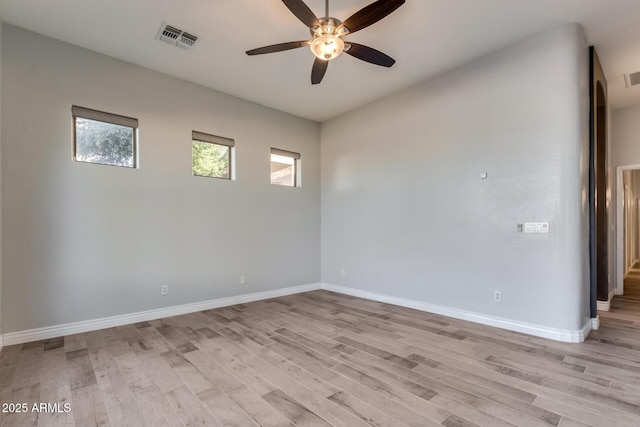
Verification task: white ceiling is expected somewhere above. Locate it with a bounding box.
[1,0,640,122]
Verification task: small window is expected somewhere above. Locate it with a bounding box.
[73,106,138,168]
[192,131,235,180]
[271,148,301,187]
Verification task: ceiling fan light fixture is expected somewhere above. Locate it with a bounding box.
[310,35,344,60]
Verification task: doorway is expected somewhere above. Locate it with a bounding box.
[616,166,640,300]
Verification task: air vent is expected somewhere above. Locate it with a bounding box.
[159,25,181,42]
[624,71,640,88]
[179,33,198,49]
[156,22,199,51]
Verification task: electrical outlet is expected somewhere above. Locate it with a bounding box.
[494,291,502,303]
[240,275,246,285]
[522,222,550,234]
[340,269,346,278]
[161,285,169,296]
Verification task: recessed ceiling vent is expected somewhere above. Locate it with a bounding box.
[624,72,640,88]
[156,22,199,50]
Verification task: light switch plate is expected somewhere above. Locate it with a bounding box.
[523,222,550,234]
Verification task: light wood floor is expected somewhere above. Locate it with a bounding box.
[1,290,640,427]
[613,263,640,317]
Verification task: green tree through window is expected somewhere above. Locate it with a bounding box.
[75,118,135,167]
[192,140,230,179]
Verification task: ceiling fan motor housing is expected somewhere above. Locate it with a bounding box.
[310,17,349,60]
[310,17,347,37]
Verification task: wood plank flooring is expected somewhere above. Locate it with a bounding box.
[1,289,640,426]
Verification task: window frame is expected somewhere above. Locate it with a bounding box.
[191,131,235,180]
[270,148,301,187]
[72,105,139,168]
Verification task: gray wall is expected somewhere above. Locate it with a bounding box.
[321,25,591,331]
[612,105,640,168]
[608,104,615,299]
[612,105,640,291]
[0,21,3,342]
[1,25,321,333]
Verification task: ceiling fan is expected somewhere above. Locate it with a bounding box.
[246,0,406,84]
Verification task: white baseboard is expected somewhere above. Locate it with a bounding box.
[321,283,590,343]
[596,289,616,312]
[0,281,595,347]
[1,283,321,346]
[591,316,600,331]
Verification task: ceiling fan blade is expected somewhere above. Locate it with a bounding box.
[311,58,328,85]
[282,0,320,28]
[246,41,310,55]
[345,43,395,67]
[341,0,405,34]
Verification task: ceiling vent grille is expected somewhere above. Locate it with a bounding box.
[156,22,199,50]
[180,33,198,49]
[624,72,640,88]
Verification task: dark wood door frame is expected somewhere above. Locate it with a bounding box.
[589,46,609,318]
